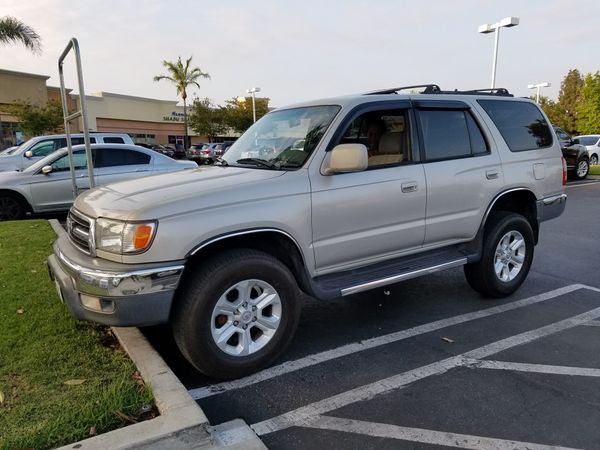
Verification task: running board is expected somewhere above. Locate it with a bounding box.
[307,245,476,301]
[340,258,466,296]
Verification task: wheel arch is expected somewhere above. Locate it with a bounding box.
[0,188,33,213]
[182,229,312,296]
[482,188,539,244]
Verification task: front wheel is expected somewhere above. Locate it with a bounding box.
[0,193,27,221]
[575,158,589,179]
[172,249,301,379]
[464,213,534,298]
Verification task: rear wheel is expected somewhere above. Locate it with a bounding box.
[0,193,27,221]
[464,212,534,298]
[172,249,301,379]
[575,158,589,179]
[590,154,598,166]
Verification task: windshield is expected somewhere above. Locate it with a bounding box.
[221,105,341,169]
[576,136,600,146]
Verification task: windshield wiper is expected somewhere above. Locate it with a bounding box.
[235,158,277,169]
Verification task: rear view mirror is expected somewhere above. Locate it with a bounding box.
[321,144,368,175]
[25,150,33,158]
[41,165,53,175]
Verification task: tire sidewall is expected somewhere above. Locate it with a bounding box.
[175,251,300,378]
[482,214,534,296]
[0,194,25,221]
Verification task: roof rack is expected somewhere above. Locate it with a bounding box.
[364,84,441,95]
[363,85,512,97]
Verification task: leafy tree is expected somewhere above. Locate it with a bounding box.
[154,56,210,149]
[8,99,64,137]
[222,96,269,134]
[0,16,41,53]
[535,95,562,125]
[553,69,583,134]
[188,97,228,142]
[576,72,600,135]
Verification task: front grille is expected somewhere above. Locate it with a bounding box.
[67,209,94,255]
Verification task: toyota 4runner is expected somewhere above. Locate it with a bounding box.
[48,85,567,379]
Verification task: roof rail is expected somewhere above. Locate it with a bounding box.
[363,85,512,97]
[364,84,441,95]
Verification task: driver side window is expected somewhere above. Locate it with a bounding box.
[30,140,59,157]
[339,109,413,168]
[50,151,90,172]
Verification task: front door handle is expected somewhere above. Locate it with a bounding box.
[401,181,418,193]
[486,170,500,180]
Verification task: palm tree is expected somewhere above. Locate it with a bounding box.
[0,16,41,53]
[154,56,210,150]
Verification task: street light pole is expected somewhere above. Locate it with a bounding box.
[246,87,261,123]
[527,82,551,103]
[478,17,520,89]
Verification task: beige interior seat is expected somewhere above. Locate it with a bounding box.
[369,131,405,166]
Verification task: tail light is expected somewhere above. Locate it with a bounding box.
[561,157,567,185]
[201,150,211,155]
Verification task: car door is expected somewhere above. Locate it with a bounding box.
[28,150,93,211]
[310,102,427,273]
[414,100,503,246]
[95,147,153,185]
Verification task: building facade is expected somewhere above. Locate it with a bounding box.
[0,68,214,149]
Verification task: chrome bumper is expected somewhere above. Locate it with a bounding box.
[536,193,567,223]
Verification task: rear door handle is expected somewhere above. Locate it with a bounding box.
[486,170,500,180]
[401,181,418,193]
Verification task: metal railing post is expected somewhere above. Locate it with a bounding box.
[58,38,94,199]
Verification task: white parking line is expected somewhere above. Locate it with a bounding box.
[466,359,600,378]
[188,284,584,400]
[302,416,580,450]
[251,304,600,436]
[566,180,600,188]
[581,320,600,327]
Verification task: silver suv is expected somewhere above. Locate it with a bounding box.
[48,85,566,379]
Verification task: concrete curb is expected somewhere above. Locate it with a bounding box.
[48,219,267,450]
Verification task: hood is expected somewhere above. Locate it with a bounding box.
[74,165,287,220]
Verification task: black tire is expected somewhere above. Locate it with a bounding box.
[590,154,598,166]
[0,193,27,221]
[574,158,589,179]
[464,212,534,298]
[172,249,301,379]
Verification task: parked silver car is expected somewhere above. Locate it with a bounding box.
[574,135,600,165]
[0,133,134,172]
[0,144,197,220]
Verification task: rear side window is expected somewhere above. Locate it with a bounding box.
[94,148,151,168]
[418,110,488,161]
[478,100,553,151]
[102,137,125,144]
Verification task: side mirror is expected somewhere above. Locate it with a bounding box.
[572,138,580,145]
[25,150,33,158]
[41,165,53,175]
[321,144,368,175]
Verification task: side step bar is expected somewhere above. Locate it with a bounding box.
[340,258,467,296]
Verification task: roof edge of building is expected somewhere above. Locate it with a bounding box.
[0,68,50,80]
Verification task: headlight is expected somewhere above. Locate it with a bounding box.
[95,218,157,254]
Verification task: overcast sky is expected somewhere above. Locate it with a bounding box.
[2,0,599,107]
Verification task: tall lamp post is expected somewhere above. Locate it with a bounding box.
[528,82,551,103]
[478,17,520,89]
[246,87,261,123]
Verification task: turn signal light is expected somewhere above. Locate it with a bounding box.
[133,224,154,250]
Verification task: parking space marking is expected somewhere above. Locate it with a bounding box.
[566,180,600,188]
[301,416,580,450]
[466,359,600,378]
[251,301,600,436]
[189,284,583,400]
[581,320,600,327]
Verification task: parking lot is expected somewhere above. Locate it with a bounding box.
[145,179,600,450]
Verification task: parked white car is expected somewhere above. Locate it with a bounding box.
[0,144,197,220]
[0,133,134,172]
[575,135,600,165]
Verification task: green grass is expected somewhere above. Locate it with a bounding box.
[589,164,600,176]
[0,221,154,450]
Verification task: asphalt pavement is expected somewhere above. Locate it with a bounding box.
[145,179,600,449]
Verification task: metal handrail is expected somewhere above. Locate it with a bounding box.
[58,38,94,198]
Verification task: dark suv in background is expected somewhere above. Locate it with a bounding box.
[554,126,589,179]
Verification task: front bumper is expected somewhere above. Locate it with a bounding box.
[47,233,185,327]
[536,193,567,223]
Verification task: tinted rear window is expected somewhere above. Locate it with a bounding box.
[478,100,552,151]
[95,148,151,168]
[103,137,125,144]
[578,136,599,146]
